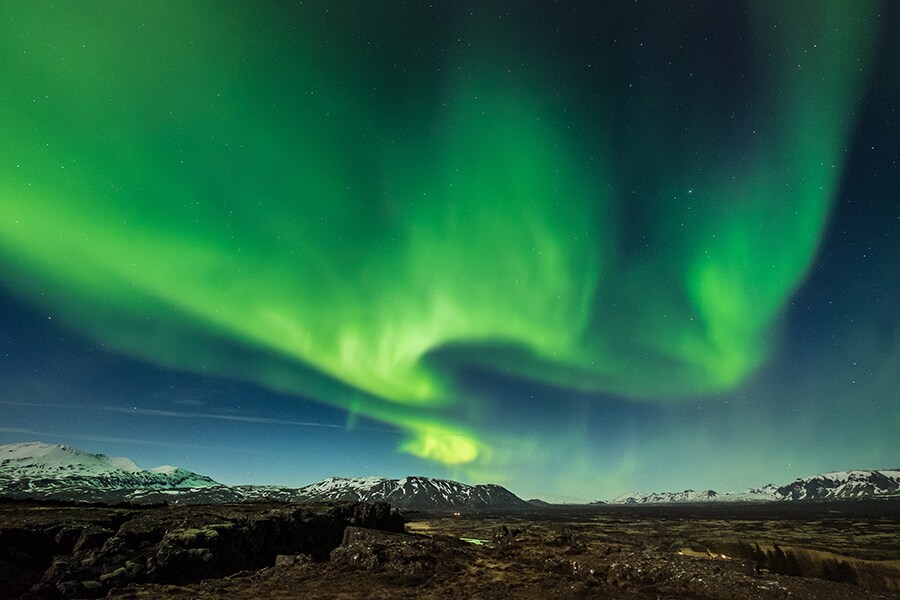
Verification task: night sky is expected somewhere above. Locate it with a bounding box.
[1,1,897,501]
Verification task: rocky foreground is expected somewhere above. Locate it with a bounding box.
[2,500,899,600]
[0,500,402,599]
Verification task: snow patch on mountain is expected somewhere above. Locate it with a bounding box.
[106,456,142,472]
[149,465,181,475]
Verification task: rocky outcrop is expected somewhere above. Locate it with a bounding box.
[329,526,471,582]
[0,501,403,599]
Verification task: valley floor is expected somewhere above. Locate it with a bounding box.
[3,500,900,599]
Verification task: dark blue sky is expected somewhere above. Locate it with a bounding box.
[1,1,897,500]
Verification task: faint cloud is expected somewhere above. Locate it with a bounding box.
[172,397,207,407]
[0,399,399,433]
[0,426,220,451]
[99,405,353,429]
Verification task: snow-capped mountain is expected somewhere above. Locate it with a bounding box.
[294,475,529,511]
[609,489,721,504]
[117,477,530,510]
[0,442,528,510]
[776,470,900,501]
[603,471,900,504]
[607,486,782,504]
[0,442,219,500]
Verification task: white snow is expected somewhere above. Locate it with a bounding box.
[295,474,525,508]
[0,442,133,476]
[0,442,220,493]
[150,465,182,475]
[605,470,900,504]
[108,456,142,472]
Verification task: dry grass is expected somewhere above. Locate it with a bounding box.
[408,503,900,593]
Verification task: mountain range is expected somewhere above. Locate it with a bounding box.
[121,477,530,510]
[2,442,898,509]
[604,470,900,504]
[0,442,527,510]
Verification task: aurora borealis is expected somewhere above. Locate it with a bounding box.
[1,1,898,500]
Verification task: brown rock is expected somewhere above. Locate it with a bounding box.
[274,553,313,568]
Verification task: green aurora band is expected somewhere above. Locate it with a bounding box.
[0,2,880,470]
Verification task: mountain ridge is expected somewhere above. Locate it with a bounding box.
[602,470,900,504]
[0,442,528,510]
[294,475,528,510]
[4,442,899,508]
